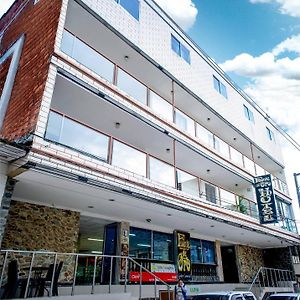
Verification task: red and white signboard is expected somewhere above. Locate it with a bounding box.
[130,263,177,283]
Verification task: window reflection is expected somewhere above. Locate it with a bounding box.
[177,169,199,197]
[45,111,109,160]
[112,140,146,176]
[129,228,151,259]
[149,157,175,187]
[61,30,114,83]
[202,241,215,264]
[153,232,173,261]
[191,239,202,263]
[117,68,147,105]
[149,91,173,122]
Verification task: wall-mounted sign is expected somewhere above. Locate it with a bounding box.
[174,230,191,278]
[254,174,278,224]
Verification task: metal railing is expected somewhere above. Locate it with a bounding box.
[0,249,171,299]
[249,267,295,292]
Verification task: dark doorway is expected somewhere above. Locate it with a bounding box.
[101,223,118,283]
[221,246,239,283]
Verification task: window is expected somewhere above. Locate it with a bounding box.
[176,169,199,197]
[117,68,147,105]
[220,188,237,211]
[149,91,173,122]
[115,0,140,20]
[45,111,109,160]
[205,183,217,204]
[266,127,275,142]
[112,140,146,176]
[214,136,230,159]
[149,157,175,187]
[243,105,254,123]
[61,30,114,83]
[153,232,173,261]
[202,240,215,264]
[171,35,190,64]
[129,228,151,258]
[213,76,227,99]
[175,109,195,136]
[191,239,202,263]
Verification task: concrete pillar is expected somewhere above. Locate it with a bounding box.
[215,240,224,281]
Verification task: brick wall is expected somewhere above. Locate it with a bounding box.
[2,200,80,252]
[0,0,62,141]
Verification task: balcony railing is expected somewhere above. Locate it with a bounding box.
[59,29,289,197]
[44,110,259,220]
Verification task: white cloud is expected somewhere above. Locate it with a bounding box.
[250,0,300,18]
[0,0,15,19]
[273,34,300,55]
[154,0,198,31]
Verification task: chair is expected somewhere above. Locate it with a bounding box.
[42,261,63,297]
[1,260,19,299]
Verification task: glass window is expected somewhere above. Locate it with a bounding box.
[112,140,146,176]
[181,44,191,64]
[196,123,214,148]
[220,189,237,211]
[171,35,190,64]
[238,197,250,215]
[214,136,229,159]
[149,157,175,187]
[213,76,227,99]
[220,82,227,99]
[230,147,244,166]
[213,76,220,92]
[175,109,195,136]
[117,68,147,105]
[266,127,275,142]
[118,0,140,20]
[171,35,181,56]
[61,30,114,83]
[149,91,173,122]
[176,169,199,197]
[255,164,265,176]
[129,227,151,259]
[45,111,109,160]
[205,183,217,204]
[191,239,202,263]
[202,240,215,264]
[153,232,173,261]
[244,105,254,123]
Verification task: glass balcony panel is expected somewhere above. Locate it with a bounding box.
[112,140,146,176]
[204,183,218,204]
[45,111,109,160]
[244,156,255,174]
[117,68,147,105]
[175,109,195,136]
[214,136,230,159]
[255,164,265,176]
[196,123,214,148]
[149,91,173,122]
[61,30,114,83]
[220,189,237,211]
[176,169,199,197]
[149,157,175,187]
[237,197,250,215]
[230,147,244,167]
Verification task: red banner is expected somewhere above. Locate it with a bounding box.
[129,271,177,283]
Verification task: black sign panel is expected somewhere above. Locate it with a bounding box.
[174,230,191,279]
[254,174,278,224]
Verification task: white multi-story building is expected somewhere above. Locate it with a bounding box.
[0,0,299,298]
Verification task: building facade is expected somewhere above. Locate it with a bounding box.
[0,0,299,289]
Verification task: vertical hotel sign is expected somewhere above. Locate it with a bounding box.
[254,174,277,224]
[174,231,191,278]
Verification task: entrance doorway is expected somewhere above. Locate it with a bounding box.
[221,246,239,283]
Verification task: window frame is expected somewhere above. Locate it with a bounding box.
[171,34,191,64]
[243,104,255,123]
[115,0,140,20]
[213,76,228,99]
[266,126,275,142]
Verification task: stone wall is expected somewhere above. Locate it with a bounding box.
[236,245,264,283]
[2,200,80,253]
